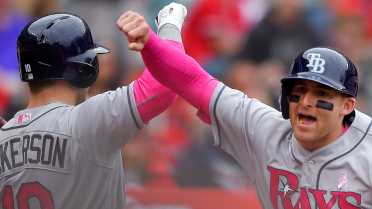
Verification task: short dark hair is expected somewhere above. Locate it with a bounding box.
[342,93,353,99]
[28,80,59,94]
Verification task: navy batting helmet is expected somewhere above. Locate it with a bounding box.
[17,13,110,88]
[280,47,359,119]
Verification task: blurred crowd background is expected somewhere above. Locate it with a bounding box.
[1,0,372,195]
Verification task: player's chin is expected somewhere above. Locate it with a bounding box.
[293,124,316,139]
[293,130,316,144]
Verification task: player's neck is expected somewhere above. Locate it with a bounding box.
[27,82,78,109]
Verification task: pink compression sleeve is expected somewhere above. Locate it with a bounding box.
[141,29,220,124]
[134,40,185,124]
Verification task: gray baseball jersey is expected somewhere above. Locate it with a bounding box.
[209,83,372,209]
[0,82,144,209]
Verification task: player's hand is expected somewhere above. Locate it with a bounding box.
[155,2,187,32]
[117,11,150,51]
[0,116,7,128]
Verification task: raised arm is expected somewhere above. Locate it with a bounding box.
[131,3,187,124]
[133,41,182,124]
[117,9,219,124]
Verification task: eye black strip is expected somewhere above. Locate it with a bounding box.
[288,95,300,103]
[316,100,334,111]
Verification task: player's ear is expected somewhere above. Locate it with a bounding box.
[340,96,355,116]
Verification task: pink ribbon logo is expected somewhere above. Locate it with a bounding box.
[338,173,347,190]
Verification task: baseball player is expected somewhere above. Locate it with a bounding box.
[0,4,187,209]
[118,5,372,208]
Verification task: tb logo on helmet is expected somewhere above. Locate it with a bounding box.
[306,53,325,73]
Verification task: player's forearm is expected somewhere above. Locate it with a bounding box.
[134,39,184,124]
[134,68,177,124]
[141,29,219,123]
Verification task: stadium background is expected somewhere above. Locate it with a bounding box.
[1,0,372,208]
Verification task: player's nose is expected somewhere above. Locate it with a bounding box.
[300,92,317,108]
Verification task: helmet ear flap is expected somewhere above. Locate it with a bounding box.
[280,87,290,120]
[63,62,99,88]
[280,81,295,120]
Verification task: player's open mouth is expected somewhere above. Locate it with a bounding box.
[299,114,316,125]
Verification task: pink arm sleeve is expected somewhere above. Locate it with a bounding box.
[141,29,220,124]
[134,40,184,124]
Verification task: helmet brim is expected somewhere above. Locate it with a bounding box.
[94,44,111,54]
[66,44,110,65]
[281,72,350,96]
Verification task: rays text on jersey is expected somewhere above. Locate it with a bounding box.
[268,166,361,208]
[0,133,69,176]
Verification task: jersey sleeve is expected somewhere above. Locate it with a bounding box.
[209,83,284,179]
[70,82,144,167]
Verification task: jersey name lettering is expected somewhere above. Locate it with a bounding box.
[268,166,361,208]
[0,133,70,177]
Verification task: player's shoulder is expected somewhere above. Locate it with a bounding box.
[350,110,372,136]
[0,102,73,135]
[214,83,283,117]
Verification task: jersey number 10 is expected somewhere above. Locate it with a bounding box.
[2,182,54,209]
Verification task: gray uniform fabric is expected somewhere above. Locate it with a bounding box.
[0,82,144,209]
[210,82,372,209]
[158,24,182,44]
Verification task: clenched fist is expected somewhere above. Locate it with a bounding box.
[117,11,150,51]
